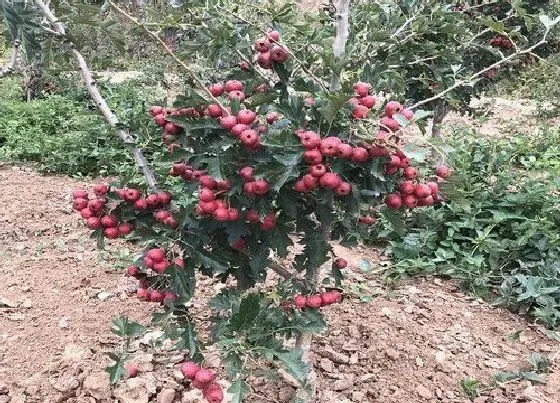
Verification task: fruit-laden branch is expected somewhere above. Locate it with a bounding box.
[107,1,229,114]
[330,0,350,91]
[222,8,328,92]
[410,23,557,110]
[33,0,159,192]
[0,40,21,78]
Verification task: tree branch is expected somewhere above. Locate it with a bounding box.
[330,0,350,92]
[107,1,228,113]
[33,0,159,191]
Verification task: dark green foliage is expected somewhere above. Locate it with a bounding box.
[382,129,560,328]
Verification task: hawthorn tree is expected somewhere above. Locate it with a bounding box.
[25,0,559,401]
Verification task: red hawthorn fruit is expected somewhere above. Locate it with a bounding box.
[417,195,434,206]
[304,97,315,108]
[243,182,255,195]
[253,180,269,195]
[402,194,418,209]
[216,180,231,191]
[294,295,307,308]
[80,208,94,219]
[118,222,134,235]
[358,215,376,225]
[200,201,218,214]
[149,105,163,116]
[209,83,224,97]
[154,210,171,222]
[194,369,215,385]
[220,115,237,130]
[435,165,450,178]
[352,105,369,119]
[192,170,207,181]
[73,198,88,211]
[302,174,318,189]
[157,192,172,205]
[93,184,109,196]
[403,166,418,179]
[146,194,160,209]
[181,361,200,380]
[399,181,415,195]
[353,81,371,97]
[380,116,400,132]
[257,52,272,69]
[163,291,177,303]
[207,104,222,118]
[388,155,401,167]
[72,189,89,200]
[385,193,402,209]
[335,182,351,196]
[100,215,118,228]
[149,289,164,303]
[164,216,177,228]
[305,294,323,309]
[347,97,361,107]
[134,199,148,210]
[103,227,119,239]
[402,109,414,120]
[245,210,260,223]
[239,60,250,71]
[171,163,187,176]
[385,165,399,175]
[125,363,138,378]
[154,114,167,127]
[319,173,341,189]
[86,217,101,229]
[320,137,342,156]
[231,123,249,138]
[224,80,243,92]
[127,265,140,277]
[124,188,141,202]
[351,147,369,163]
[415,184,431,198]
[370,145,390,158]
[199,189,215,202]
[239,166,254,181]
[174,257,184,267]
[191,380,208,390]
[231,237,246,251]
[147,248,165,263]
[336,143,353,159]
[143,257,154,268]
[426,181,439,195]
[360,95,378,108]
[309,164,327,177]
[228,90,245,101]
[204,383,224,403]
[399,157,410,168]
[267,30,281,41]
[260,213,277,231]
[303,150,323,165]
[213,208,229,222]
[384,101,403,117]
[266,112,279,124]
[270,45,290,62]
[321,291,338,306]
[256,83,269,93]
[199,175,216,189]
[153,259,169,274]
[237,109,257,125]
[240,129,259,146]
[334,258,347,269]
[300,131,322,150]
[254,37,271,53]
[137,288,149,300]
[294,180,308,193]
[164,122,181,135]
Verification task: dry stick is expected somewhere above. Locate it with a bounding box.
[107,1,228,113]
[330,0,350,92]
[33,0,159,191]
[410,27,554,110]
[223,8,328,92]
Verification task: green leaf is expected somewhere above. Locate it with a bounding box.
[111,315,145,338]
[317,94,350,127]
[276,350,308,383]
[227,379,250,403]
[106,358,126,384]
[167,265,196,301]
[176,322,203,362]
[228,293,260,331]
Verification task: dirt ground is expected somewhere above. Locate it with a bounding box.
[0,166,559,403]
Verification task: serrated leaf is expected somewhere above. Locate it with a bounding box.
[227,379,250,403]
[106,358,126,384]
[176,322,203,362]
[167,265,196,301]
[228,293,260,331]
[276,350,308,383]
[111,315,145,337]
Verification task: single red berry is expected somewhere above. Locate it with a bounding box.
[402,194,418,209]
[86,217,101,229]
[125,363,138,378]
[435,165,450,178]
[154,210,171,222]
[294,180,308,193]
[208,83,224,97]
[426,181,439,195]
[353,81,371,97]
[351,147,369,163]
[245,210,260,223]
[118,222,134,235]
[194,369,215,385]
[137,288,149,300]
[199,176,217,189]
[207,104,222,118]
[385,193,402,209]
[309,164,327,177]
[149,289,164,303]
[213,208,229,222]
[228,90,245,101]
[257,51,273,69]
[254,37,271,53]
[266,112,279,124]
[319,172,341,190]
[157,192,172,205]
[231,123,249,138]
[204,383,224,403]
[253,180,269,195]
[153,259,170,274]
[359,95,378,108]
[124,188,141,202]
[239,166,254,182]
[384,101,403,117]
[127,265,140,277]
[103,227,119,239]
[320,137,342,156]
[414,184,432,198]
[73,198,89,211]
[100,215,118,228]
[133,199,148,210]
[402,109,414,120]
[267,30,281,42]
[305,294,323,309]
[224,80,243,92]
[239,60,250,71]
[399,181,415,195]
[302,174,318,189]
[294,295,307,308]
[403,166,418,179]
[334,258,347,269]
[80,208,94,219]
[352,105,369,119]
[336,143,353,159]
[270,45,290,62]
[93,184,109,196]
[72,189,89,200]
[220,116,237,130]
[147,248,165,263]
[237,109,257,125]
[303,150,323,165]
[380,116,400,132]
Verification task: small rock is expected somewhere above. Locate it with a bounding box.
[332,377,353,391]
[385,348,400,360]
[415,384,433,399]
[352,391,366,401]
[21,299,32,308]
[97,291,113,301]
[380,307,392,317]
[59,317,69,329]
[319,358,335,372]
[317,349,349,364]
[83,371,111,400]
[157,388,176,403]
[52,373,80,393]
[0,296,18,308]
[62,344,93,362]
[181,388,204,402]
[114,377,151,403]
[130,353,154,372]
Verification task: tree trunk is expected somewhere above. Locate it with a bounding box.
[431,99,448,139]
[0,40,21,78]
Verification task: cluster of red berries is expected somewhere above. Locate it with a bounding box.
[141,248,174,274]
[208,79,246,103]
[293,290,342,309]
[252,30,290,69]
[384,165,450,209]
[239,166,270,196]
[245,209,277,231]
[115,188,176,228]
[72,185,134,239]
[490,35,514,49]
[180,362,223,403]
[135,283,177,304]
[196,186,239,223]
[148,106,191,145]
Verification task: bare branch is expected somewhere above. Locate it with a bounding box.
[33,0,159,191]
[330,0,350,91]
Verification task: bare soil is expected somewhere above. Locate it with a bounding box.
[0,166,558,403]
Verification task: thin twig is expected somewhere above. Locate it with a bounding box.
[223,8,328,92]
[107,1,228,113]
